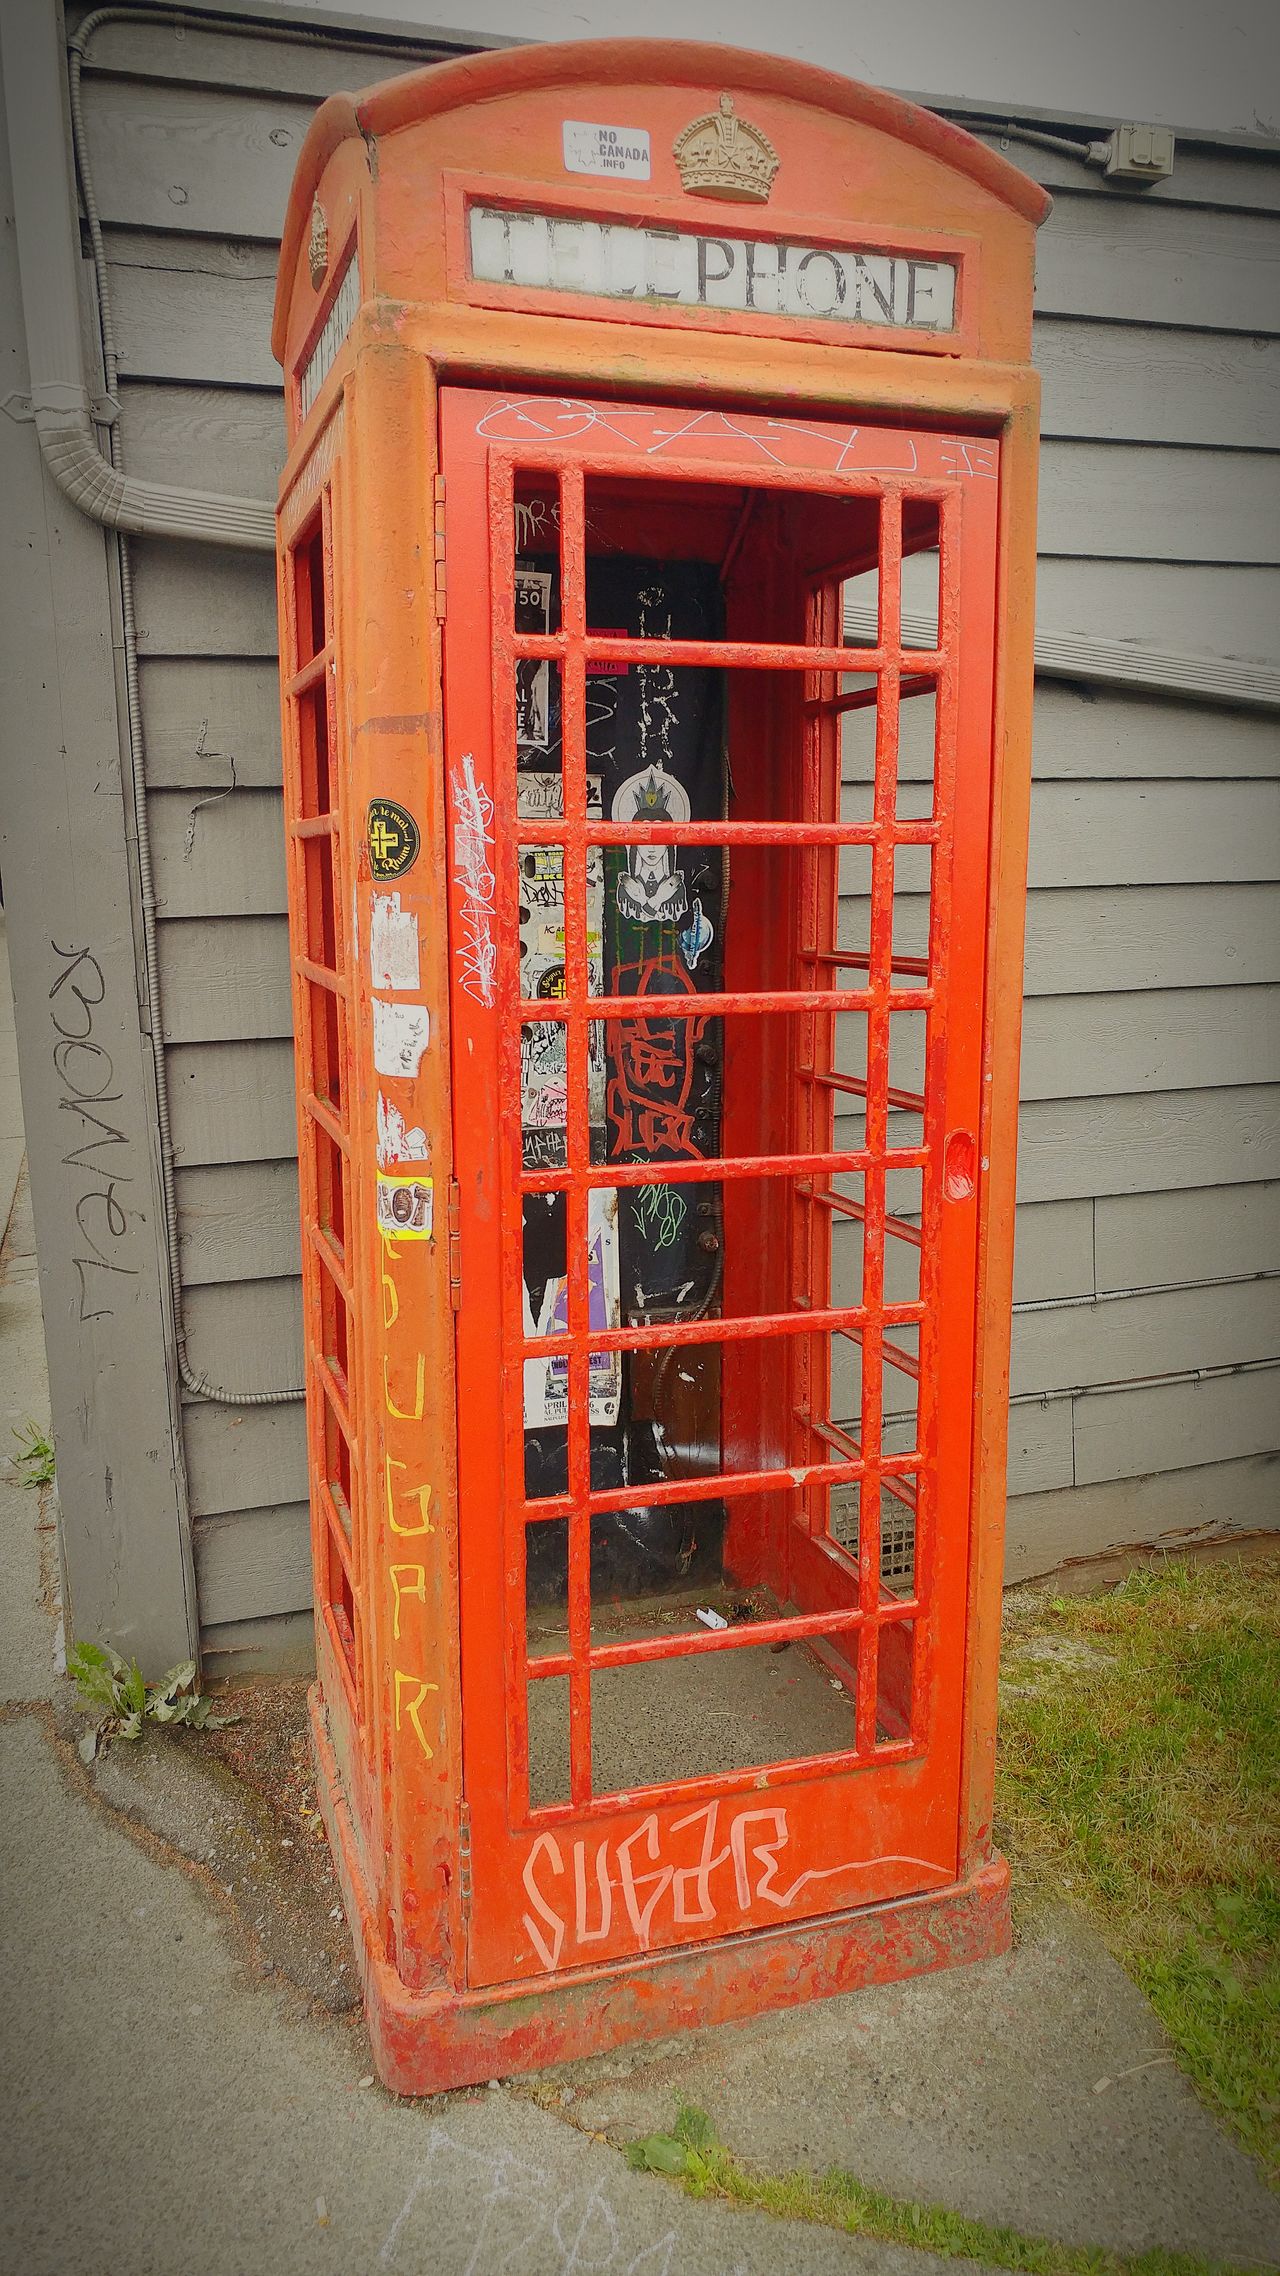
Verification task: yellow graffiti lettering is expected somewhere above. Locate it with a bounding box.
[394,1669,438,1759]
[385,1454,433,1537]
[381,1235,400,1328]
[383,1348,426,1421]
[390,1562,427,1642]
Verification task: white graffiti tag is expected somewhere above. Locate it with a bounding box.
[379,2127,677,2275]
[452,753,498,1008]
[521,1800,950,1971]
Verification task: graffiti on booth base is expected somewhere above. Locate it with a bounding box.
[368,797,420,881]
[520,1795,947,1971]
[376,1169,434,1240]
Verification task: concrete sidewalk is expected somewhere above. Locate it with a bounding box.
[1,926,1277,2276]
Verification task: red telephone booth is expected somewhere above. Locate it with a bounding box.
[273,40,1048,2093]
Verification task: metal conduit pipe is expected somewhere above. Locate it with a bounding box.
[10,7,276,550]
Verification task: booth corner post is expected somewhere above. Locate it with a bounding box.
[271,38,1048,2094]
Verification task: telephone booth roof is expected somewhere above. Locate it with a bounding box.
[273,39,1051,391]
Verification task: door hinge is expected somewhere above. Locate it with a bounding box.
[433,473,447,621]
[458,1799,473,1923]
[447,1176,462,1310]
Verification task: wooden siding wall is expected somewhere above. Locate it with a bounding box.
[69,10,1280,1676]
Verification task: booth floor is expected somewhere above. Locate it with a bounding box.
[1,989,1276,2275]
[528,1587,858,1803]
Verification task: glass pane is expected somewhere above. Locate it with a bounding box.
[901,500,941,651]
[527,1672,572,1811]
[897,680,938,817]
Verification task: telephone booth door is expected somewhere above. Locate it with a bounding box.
[442,389,999,1989]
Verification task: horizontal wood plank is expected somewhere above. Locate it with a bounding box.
[845,795,1279,936]
[131,541,278,658]
[1010,1274,1280,1396]
[201,1608,316,1679]
[182,1398,309,1520]
[1011,1198,1095,1303]
[1004,1452,1279,1582]
[177,1159,301,1285]
[1005,1397,1075,1496]
[840,881,1279,993]
[1022,884,1279,994]
[81,20,462,99]
[1095,1180,1280,1290]
[140,658,282,789]
[182,1275,304,1397]
[1035,319,1280,452]
[1027,781,1280,887]
[1015,1084,1280,1201]
[1073,1365,1280,1487]
[193,1502,312,1626]
[832,1087,1279,1207]
[167,1039,298,1165]
[1034,559,1280,667]
[1038,441,1280,566]
[1034,190,1280,334]
[157,916,294,1043]
[83,79,311,239]
[1022,685,1280,782]
[149,786,287,919]
[109,244,280,387]
[1020,985,1280,1100]
[120,379,286,498]
[838,1196,1096,1306]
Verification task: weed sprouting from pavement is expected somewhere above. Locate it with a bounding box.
[10,1419,54,1487]
[68,1641,238,1762]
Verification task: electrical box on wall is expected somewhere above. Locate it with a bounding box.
[1103,122,1176,183]
[272,37,1050,2095]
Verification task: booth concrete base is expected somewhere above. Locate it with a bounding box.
[311,1685,1012,2097]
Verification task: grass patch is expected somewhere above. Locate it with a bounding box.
[627,2103,1260,2276]
[996,1555,1279,2181]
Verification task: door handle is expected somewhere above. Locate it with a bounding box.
[943,1128,976,1201]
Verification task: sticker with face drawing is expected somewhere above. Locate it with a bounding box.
[612,763,697,926]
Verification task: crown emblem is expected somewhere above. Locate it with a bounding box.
[674,93,779,205]
[307,197,329,290]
